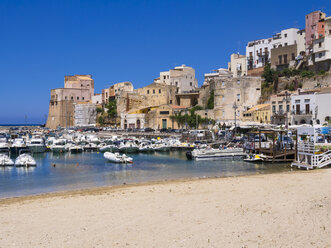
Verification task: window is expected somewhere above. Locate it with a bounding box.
[279,55,282,64]
[292,53,295,60]
[71,96,73,100]
[272,105,276,113]
[304,99,310,103]
[319,53,323,58]
[65,96,67,100]
[153,89,155,94]
[175,81,178,86]
[319,42,322,48]
[77,97,79,100]
[170,100,172,104]
[237,80,240,85]
[167,75,169,79]
[279,105,283,112]
[147,90,150,94]
[286,104,290,112]
[284,33,287,38]
[329,29,331,35]
[163,76,166,80]
[284,54,288,64]
[190,82,192,86]
[160,111,170,115]
[222,81,225,87]
[82,97,84,100]
[237,94,240,102]
[295,100,300,103]
[159,89,161,94]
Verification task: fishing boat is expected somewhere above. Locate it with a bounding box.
[104,152,133,163]
[244,154,264,162]
[186,147,246,160]
[98,143,119,153]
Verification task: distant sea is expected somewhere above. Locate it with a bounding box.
[0,124,42,127]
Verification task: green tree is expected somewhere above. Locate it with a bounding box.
[207,90,214,109]
[106,98,117,118]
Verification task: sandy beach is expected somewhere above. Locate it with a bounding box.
[0,170,330,248]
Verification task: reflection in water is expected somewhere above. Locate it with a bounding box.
[0,151,291,198]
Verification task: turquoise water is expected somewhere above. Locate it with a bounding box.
[0,151,291,198]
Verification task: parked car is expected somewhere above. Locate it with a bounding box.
[144,128,155,132]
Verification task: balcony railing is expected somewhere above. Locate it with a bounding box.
[292,110,312,115]
[257,51,269,58]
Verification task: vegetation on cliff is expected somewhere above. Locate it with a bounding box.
[170,105,215,129]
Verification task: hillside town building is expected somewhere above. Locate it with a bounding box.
[154,64,198,93]
[46,75,94,129]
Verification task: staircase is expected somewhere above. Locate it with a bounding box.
[312,150,331,168]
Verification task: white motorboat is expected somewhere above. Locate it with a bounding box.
[186,147,246,160]
[98,143,119,152]
[119,141,139,153]
[10,138,27,155]
[139,143,154,153]
[15,153,37,167]
[0,153,14,166]
[51,139,67,153]
[27,136,46,153]
[69,144,83,153]
[104,152,133,163]
[153,143,170,152]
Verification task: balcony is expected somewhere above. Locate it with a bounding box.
[257,51,269,58]
[292,110,312,116]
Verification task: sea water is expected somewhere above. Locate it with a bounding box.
[0,151,291,198]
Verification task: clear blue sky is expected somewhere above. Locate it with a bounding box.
[0,0,330,124]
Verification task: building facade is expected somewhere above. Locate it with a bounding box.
[228,53,247,77]
[246,28,299,70]
[46,75,94,129]
[213,76,262,124]
[155,65,198,93]
[74,103,97,126]
[270,92,292,125]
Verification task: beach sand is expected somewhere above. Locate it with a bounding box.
[0,170,330,248]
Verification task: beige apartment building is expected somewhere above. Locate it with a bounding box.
[46,75,94,129]
[213,76,262,124]
[228,53,247,77]
[155,64,198,93]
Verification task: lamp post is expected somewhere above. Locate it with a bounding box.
[283,91,289,129]
[233,101,238,137]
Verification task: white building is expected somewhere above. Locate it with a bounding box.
[203,68,232,85]
[246,28,299,70]
[291,88,331,125]
[155,64,198,93]
[74,103,97,126]
[92,94,102,105]
[313,17,331,64]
